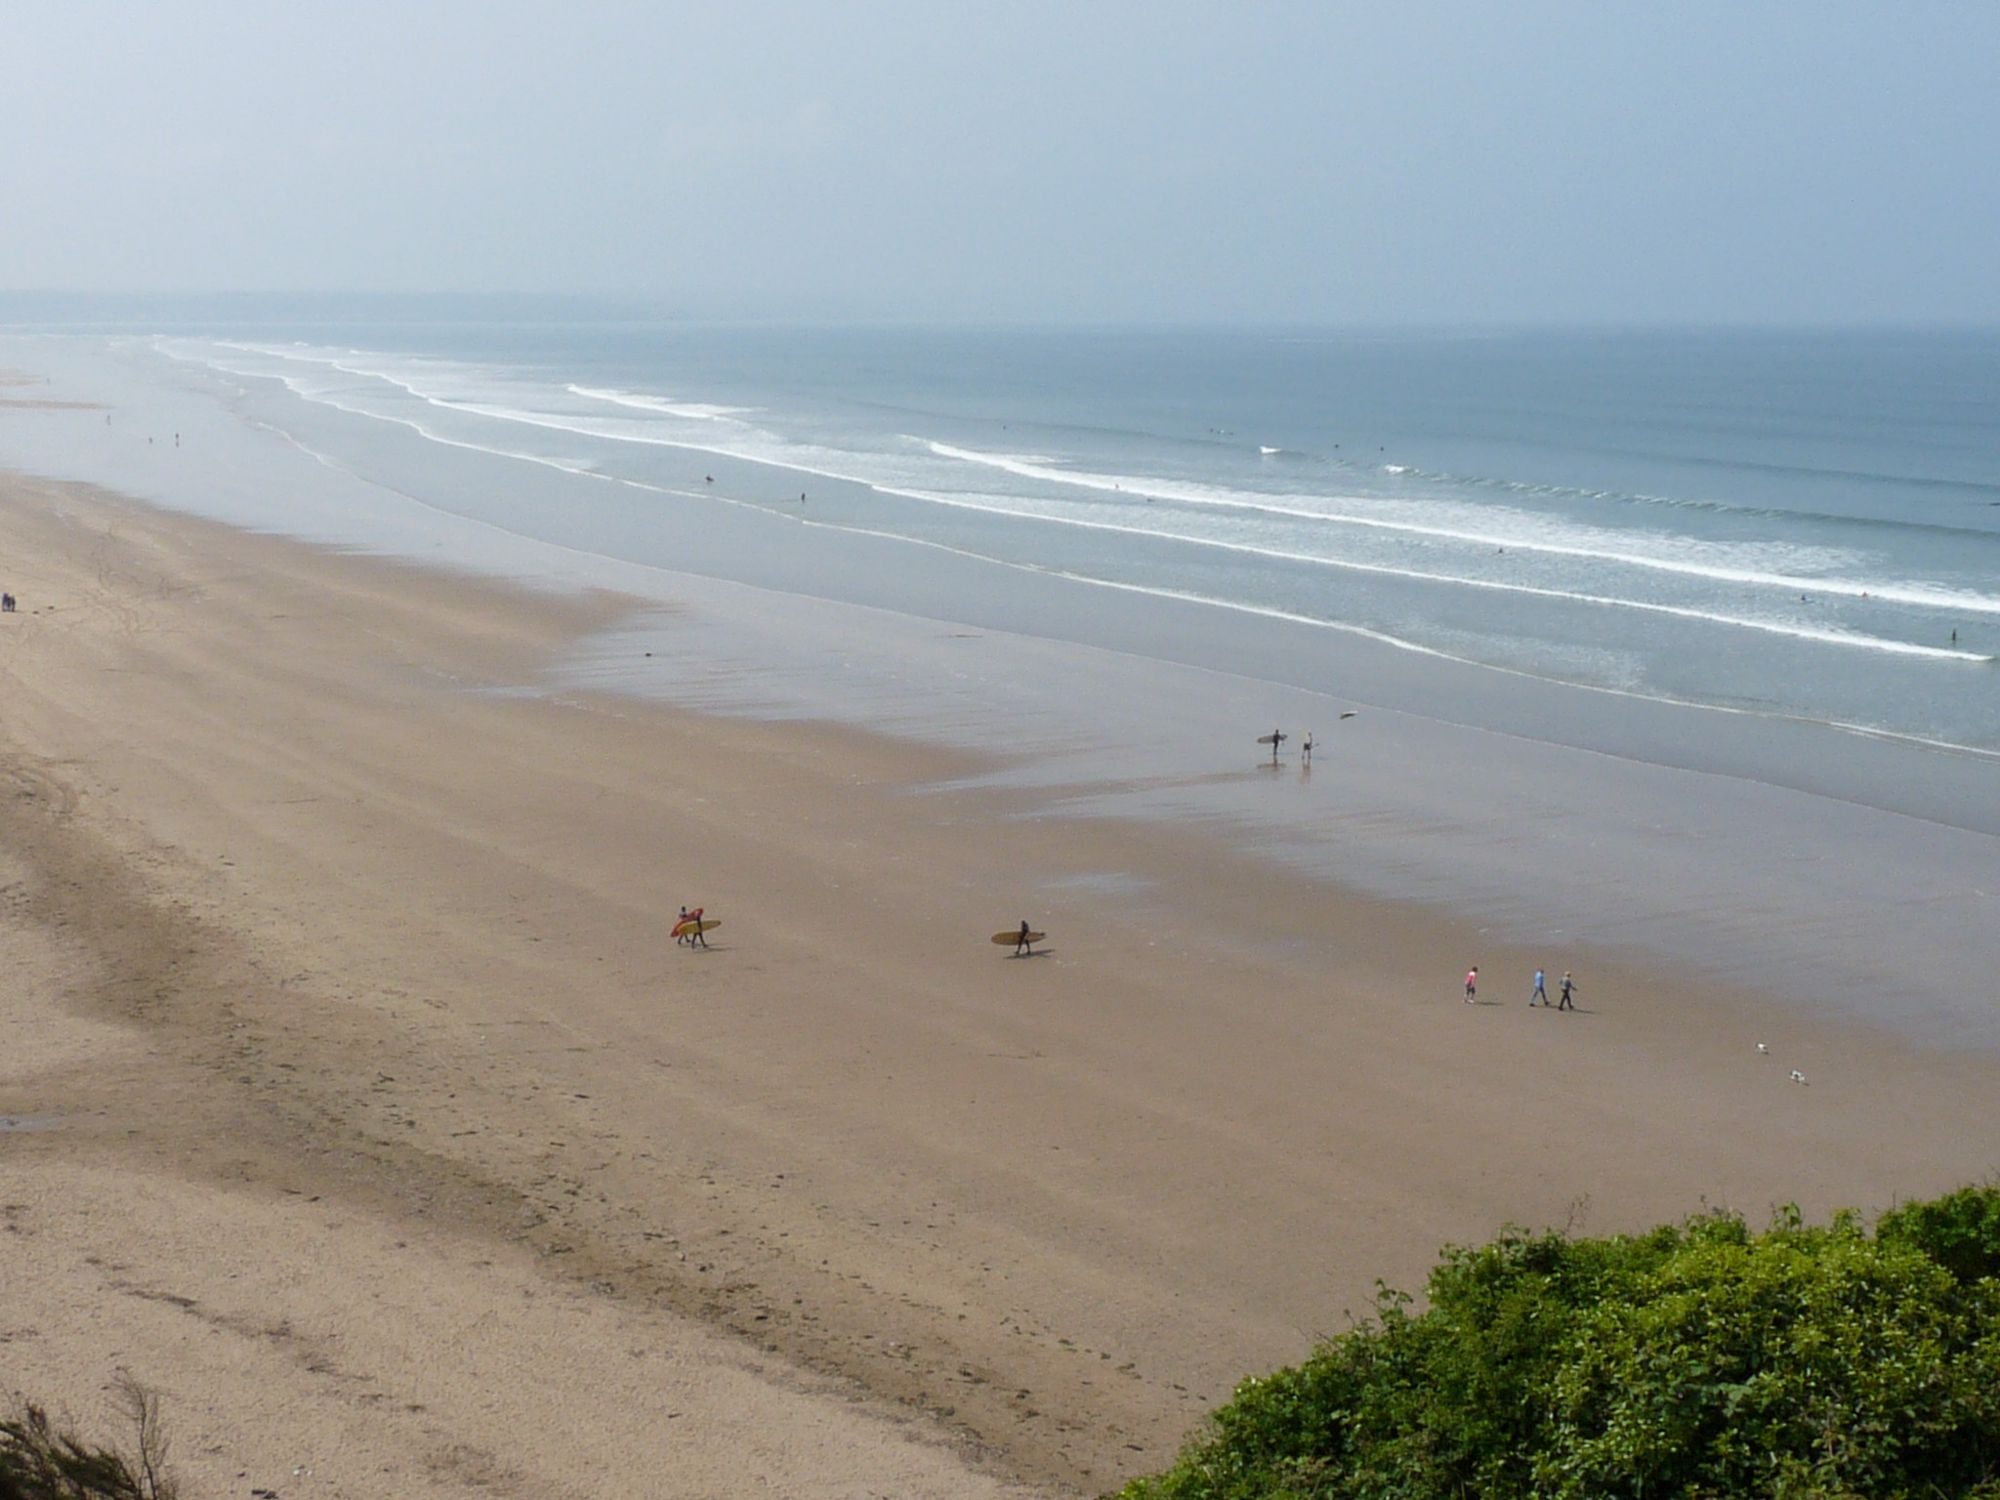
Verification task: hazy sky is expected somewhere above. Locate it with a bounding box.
[6,2,1996,324]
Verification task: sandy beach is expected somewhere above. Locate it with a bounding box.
[3,469,1998,1497]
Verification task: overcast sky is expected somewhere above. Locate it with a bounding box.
[5,2,1996,324]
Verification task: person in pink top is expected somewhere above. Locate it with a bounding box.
[1463,966,1478,1004]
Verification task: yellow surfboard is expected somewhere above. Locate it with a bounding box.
[991,930,1046,945]
[673,918,721,938]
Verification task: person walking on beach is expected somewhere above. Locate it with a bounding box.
[675,905,690,946]
[1015,919,1033,956]
[1557,971,1577,1011]
[1301,732,1314,766]
[686,907,708,949]
[1464,966,1478,1004]
[1531,967,1547,1006]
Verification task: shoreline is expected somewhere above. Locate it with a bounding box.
[1,332,1995,1051]
[3,472,1998,1494]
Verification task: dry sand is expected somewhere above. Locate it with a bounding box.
[1,472,1995,1497]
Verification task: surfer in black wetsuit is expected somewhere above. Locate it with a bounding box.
[1015,920,1032,955]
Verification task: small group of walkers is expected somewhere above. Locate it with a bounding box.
[1531,965,1578,1010]
[1464,964,1577,1010]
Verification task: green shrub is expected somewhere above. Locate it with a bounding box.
[1121,1188,2000,1500]
[1879,1186,2000,1287]
[0,1377,177,1500]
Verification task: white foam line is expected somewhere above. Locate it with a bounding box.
[178,341,2000,622]
[168,342,1991,664]
[863,481,1992,663]
[217,358,938,508]
[255,379,621,487]
[771,514,2000,765]
[140,343,2000,765]
[923,440,2000,616]
[1021,572,2000,763]
[566,384,750,422]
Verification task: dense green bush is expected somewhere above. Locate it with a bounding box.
[1120,1188,2000,1500]
[1878,1187,2000,1288]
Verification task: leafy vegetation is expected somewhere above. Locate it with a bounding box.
[1120,1188,2000,1500]
[0,1377,177,1500]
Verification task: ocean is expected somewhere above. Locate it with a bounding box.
[141,322,2000,755]
[2,319,1996,1041]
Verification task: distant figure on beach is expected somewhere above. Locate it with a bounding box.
[1557,971,1577,1011]
[676,906,708,948]
[1301,732,1314,766]
[1015,919,1033,955]
[1464,966,1478,1004]
[1531,967,1547,1006]
[1,593,13,613]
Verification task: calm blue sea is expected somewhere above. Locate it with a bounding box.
[152,322,2000,753]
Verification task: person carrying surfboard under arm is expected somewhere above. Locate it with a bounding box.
[1015,919,1032,955]
[672,907,710,949]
